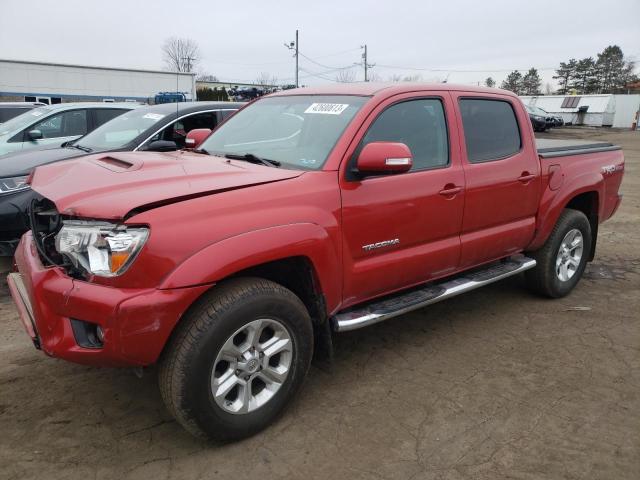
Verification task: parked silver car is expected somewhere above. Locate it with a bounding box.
[0,102,46,123]
[0,102,138,157]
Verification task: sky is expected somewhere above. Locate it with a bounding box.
[1,0,638,88]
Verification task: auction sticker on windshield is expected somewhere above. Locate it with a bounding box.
[143,113,165,121]
[304,103,349,115]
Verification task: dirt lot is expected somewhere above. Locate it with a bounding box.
[1,128,638,480]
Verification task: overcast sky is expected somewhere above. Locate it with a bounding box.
[1,0,638,87]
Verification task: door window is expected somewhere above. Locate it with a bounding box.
[359,99,449,171]
[459,99,521,163]
[147,112,219,149]
[31,109,87,138]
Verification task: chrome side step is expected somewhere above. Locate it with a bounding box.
[333,255,536,332]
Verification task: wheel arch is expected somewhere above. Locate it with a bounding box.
[565,191,599,260]
[528,171,604,257]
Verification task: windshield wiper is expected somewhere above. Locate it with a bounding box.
[223,153,281,168]
[67,144,92,153]
[193,148,210,155]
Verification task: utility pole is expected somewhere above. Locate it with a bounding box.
[361,45,375,82]
[284,30,299,87]
[182,56,196,73]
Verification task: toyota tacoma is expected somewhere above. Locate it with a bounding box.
[7,84,624,440]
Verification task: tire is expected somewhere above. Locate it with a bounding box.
[159,277,314,441]
[525,208,592,298]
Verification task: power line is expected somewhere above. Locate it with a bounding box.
[299,67,340,82]
[375,63,557,73]
[311,47,362,59]
[298,52,344,70]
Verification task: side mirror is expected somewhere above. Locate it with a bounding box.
[145,140,178,152]
[355,142,413,175]
[27,129,43,141]
[185,128,211,149]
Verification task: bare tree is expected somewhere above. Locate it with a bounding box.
[544,82,555,95]
[335,68,356,83]
[402,74,423,82]
[162,37,201,72]
[255,72,278,86]
[197,72,219,82]
[367,71,382,82]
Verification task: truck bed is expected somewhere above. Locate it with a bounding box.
[536,138,621,158]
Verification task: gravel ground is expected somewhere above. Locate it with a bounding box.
[1,128,638,480]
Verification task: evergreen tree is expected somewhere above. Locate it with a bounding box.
[553,59,578,94]
[522,68,542,95]
[484,77,496,88]
[500,71,523,94]
[595,45,636,93]
[571,58,597,94]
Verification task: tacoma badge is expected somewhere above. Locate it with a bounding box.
[362,239,400,251]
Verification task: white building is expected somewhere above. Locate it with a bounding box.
[520,94,640,129]
[0,59,196,104]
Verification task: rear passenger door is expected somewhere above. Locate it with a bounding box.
[453,94,540,268]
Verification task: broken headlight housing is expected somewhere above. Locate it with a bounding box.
[0,176,29,195]
[55,221,148,277]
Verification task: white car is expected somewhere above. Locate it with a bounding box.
[0,102,138,157]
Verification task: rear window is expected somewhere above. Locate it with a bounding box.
[93,108,127,127]
[0,107,30,123]
[459,99,521,163]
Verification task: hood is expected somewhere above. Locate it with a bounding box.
[31,150,304,220]
[0,147,84,177]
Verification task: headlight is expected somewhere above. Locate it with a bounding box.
[534,115,545,121]
[0,176,29,195]
[55,221,149,277]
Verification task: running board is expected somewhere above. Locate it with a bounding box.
[333,255,536,332]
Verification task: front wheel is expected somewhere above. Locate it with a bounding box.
[159,277,314,441]
[525,208,592,298]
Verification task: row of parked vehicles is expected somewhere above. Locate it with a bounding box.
[2,86,624,441]
[0,101,244,255]
[523,104,564,132]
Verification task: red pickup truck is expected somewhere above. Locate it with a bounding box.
[8,84,624,440]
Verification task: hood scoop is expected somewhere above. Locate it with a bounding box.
[91,155,142,172]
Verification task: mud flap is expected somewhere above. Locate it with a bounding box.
[312,319,334,372]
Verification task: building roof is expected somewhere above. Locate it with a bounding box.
[0,58,196,76]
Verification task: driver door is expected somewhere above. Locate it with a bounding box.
[339,92,465,307]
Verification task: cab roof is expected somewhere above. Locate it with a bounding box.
[269,82,517,99]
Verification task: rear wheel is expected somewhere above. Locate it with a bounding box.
[159,277,313,441]
[525,208,591,298]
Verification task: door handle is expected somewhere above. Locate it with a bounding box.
[518,173,536,183]
[439,185,463,196]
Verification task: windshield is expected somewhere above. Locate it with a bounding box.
[76,109,170,151]
[200,95,368,170]
[0,106,52,136]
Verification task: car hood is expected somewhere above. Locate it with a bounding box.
[0,147,85,177]
[30,150,304,220]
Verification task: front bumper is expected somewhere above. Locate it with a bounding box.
[9,233,211,367]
